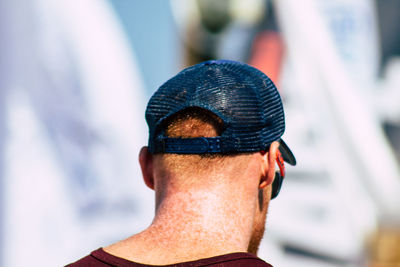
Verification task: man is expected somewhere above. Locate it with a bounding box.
[68,59,296,266]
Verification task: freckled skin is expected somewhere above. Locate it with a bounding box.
[105,144,277,265]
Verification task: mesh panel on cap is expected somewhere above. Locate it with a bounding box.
[146,60,285,153]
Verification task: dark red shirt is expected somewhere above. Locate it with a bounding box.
[67,248,273,267]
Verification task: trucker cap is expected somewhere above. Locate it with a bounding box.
[145,59,296,166]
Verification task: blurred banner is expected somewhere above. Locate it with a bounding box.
[0,0,152,266]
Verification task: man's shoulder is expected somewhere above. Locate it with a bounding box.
[66,248,273,267]
[66,248,110,267]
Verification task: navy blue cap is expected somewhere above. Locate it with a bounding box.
[145,59,296,165]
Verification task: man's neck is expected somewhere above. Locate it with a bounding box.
[105,188,258,265]
[154,189,255,247]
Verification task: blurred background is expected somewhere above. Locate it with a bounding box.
[1,0,400,266]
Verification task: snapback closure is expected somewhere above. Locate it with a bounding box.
[160,137,222,154]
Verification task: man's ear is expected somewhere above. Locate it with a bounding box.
[139,146,155,190]
[259,141,280,189]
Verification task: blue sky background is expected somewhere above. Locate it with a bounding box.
[109,0,182,98]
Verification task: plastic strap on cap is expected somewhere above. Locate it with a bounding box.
[155,136,240,154]
[159,137,223,154]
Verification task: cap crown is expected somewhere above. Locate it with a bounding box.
[146,60,285,153]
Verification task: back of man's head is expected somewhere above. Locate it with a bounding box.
[144,60,296,200]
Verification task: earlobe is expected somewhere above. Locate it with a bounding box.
[259,141,280,189]
[139,146,155,190]
[259,180,268,189]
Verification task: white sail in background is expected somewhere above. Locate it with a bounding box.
[1,1,152,266]
[266,0,400,266]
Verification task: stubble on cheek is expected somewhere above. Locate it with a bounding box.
[247,188,269,255]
